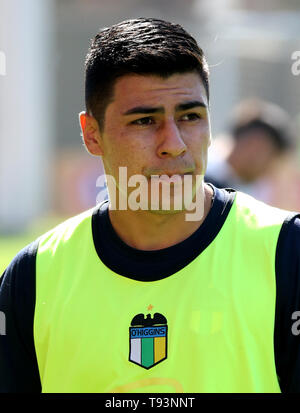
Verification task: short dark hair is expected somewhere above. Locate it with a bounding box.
[84,17,210,131]
[229,98,295,151]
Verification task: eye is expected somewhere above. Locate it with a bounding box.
[180,113,202,121]
[131,117,155,126]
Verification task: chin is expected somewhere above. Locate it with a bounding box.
[147,208,185,216]
[146,201,186,215]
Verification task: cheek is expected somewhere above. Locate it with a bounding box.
[186,127,211,154]
[188,131,211,173]
[110,137,153,175]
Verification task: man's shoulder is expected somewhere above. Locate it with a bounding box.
[37,206,98,248]
[0,239,38,308]
[1,241,38,274]
[234,190,298,229]
[276,211,300,252]
[1,206,99,282]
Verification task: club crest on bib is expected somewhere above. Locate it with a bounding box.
[129,312,168,369]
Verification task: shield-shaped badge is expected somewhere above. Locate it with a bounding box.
[129,312,168,369]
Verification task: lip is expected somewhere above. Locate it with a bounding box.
[147,172,194,183]
[150,171,194,177]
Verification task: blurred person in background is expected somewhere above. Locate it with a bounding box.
[205,98,298,208]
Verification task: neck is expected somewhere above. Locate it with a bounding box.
[107,183,214,251]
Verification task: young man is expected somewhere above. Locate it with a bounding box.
[1,17,300,393]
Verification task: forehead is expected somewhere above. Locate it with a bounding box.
[110,72,208,110]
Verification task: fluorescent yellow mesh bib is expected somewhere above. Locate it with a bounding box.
[34,192,288,393]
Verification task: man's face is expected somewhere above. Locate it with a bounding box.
[99,72,211,212]
[234,129,280,182]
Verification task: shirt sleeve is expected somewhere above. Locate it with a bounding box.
[275,213,300,393]
[0,240,41,393]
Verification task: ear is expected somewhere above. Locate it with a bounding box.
[79,111,104,156]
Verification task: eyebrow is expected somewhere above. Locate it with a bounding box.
[176,101,207,112]
[123,100,207,116]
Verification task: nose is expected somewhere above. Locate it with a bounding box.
[157,120,187,158]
